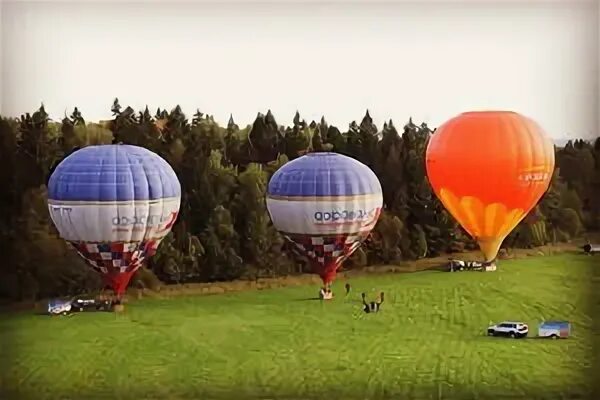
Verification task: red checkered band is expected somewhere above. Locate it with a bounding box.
[283,231,370,279]
[69,239,161,276]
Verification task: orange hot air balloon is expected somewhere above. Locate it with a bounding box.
[426,111,555,262]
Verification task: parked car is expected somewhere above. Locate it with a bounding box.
[583,244,600,255]
[47,296,114,315]
[487,321,529,338]
[47,299,73,316]
[538,321,571,339]
[448,259,496,272]
[70,296,114,312]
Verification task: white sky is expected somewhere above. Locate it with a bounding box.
[1,0,599,139]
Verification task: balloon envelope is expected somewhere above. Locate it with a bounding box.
[47,144,181,295]
[266,152,383,284]
[425,111,555,261]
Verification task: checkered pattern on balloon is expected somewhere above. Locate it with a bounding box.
[284,231,371,284]
[68,239,162,295]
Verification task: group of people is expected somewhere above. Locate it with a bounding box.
[318,283,384,314]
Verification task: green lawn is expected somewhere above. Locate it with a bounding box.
[0,254,595,400]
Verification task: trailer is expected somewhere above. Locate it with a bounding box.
[538,321,571,339]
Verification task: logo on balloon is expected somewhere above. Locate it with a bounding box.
[314,208,378,225]
[518,171,550,186]
[112,215,169,226]
[111,211,178,233]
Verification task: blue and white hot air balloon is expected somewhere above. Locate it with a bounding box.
[47,145,181,297]
[266,152,383,287]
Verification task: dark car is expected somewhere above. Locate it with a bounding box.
[70,296,114,312]
[583,244,600,255]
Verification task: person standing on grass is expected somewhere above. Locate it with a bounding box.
[362,292,384,313]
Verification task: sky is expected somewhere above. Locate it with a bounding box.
[1,0,598,140]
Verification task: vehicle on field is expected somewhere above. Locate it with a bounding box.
[582,243,600,255]
[448,259,496,272]
[538,321,571,339]
[47,295,114,315]
[70,296,114,312]
[487,321,528,338]
[47,299,73,316]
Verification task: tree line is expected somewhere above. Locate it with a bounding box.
[0,100,598,301]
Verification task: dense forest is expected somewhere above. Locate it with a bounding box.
[0,101,598,301]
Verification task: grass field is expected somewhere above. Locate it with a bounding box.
[0,253,596,400]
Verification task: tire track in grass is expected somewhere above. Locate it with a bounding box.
[443,284,477,392]
[402,286,439,391]
[252,296,329,397]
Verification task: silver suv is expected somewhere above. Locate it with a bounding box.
[487,321,529,338]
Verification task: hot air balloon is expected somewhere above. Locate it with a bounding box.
[425,111,555,262]
[266,152,383,290]
[47,144,181,299]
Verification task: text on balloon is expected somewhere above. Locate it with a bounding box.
[112,214,172,226]
[313,208,379,224]
[518,172,550,183]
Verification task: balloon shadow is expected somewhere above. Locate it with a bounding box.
[293,297,323,301]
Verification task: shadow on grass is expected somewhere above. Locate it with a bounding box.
[294,297,324,301]
[293,297,362,303]
[33,310,112,317]
[33,310,49,316]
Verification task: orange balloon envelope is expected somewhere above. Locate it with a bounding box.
[426,111,555,261]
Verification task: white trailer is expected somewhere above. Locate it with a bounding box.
[538,321,571,339]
